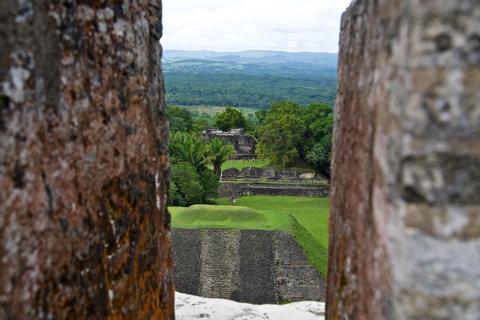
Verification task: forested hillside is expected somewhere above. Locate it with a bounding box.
[163,50,338,108]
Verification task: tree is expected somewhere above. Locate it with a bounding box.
[214,107,247,131]
[257,113,305,169]
[270,101,302,115]
[166,105,193,132]
[169,132,211,173]
[169,181,181,205]
[306,133,332,179]
[170,162,203,206]
[255,101,306,169]
[209,137,235,177]
[301,103,333,153]
[301,103,333,179]
[198,169,220,200]
[192,113,214,132]
[255,110,268,125]
[169,132,223,203]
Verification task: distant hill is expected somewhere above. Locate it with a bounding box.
[162,50,338,108]
[164,50,337,69]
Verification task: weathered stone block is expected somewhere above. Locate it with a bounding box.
[0,1,174,319]
[328,1,480,319]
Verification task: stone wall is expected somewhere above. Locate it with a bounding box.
[172,229,326,304]
[222,167,316,180]
[0,1,174,319]
[328,1,480,319]
[218,182,328,197]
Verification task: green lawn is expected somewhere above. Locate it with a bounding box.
[221,159,269,171]
[169,196,329,276]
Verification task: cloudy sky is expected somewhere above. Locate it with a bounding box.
[162,0,352,53]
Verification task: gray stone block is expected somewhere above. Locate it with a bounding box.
[171,229,326,304]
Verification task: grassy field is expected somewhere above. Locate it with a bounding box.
[207,159,269,171]
[169,196,329,276]
[221,159,269,170]
[219,159,315,172]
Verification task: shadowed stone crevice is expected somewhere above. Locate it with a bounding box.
[172,229,201,296]
[236,231,275,304]
[199,230,241,299]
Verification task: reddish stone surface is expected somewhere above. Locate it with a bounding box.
[326,2,398,318]
[327,1,394,320]
[0,1,174,319]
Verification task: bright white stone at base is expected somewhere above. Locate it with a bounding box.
[175,292,325,320]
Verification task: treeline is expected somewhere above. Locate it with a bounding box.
[255,102,333,177]
[164,72,336,108]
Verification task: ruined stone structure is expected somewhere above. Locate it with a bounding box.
[218,181,328,198]
[221,167,317,180]
[172,229,326,304]
[328,1,480,319]
[0,2,174,319]
[205,128,257,159]
[219,167,329,197]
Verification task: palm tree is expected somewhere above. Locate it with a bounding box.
[170,132,211,172]
[209,137,235,177]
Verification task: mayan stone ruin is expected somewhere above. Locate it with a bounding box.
[204,128,257,160]
[328,0,480,319]
[172,229,326,304]
[0,1,174,319]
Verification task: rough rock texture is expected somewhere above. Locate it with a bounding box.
[328,1,480,319]
[219,167,329,197]
[175,292,325,320]
[0,1,174,319]
[217,181,328,198]
[221,167,318,180]
[172,229,326,304]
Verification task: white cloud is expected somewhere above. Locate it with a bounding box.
[162,0,352,53]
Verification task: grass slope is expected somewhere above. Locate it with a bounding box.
[171,205,266,228]
[169,196,329,276]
